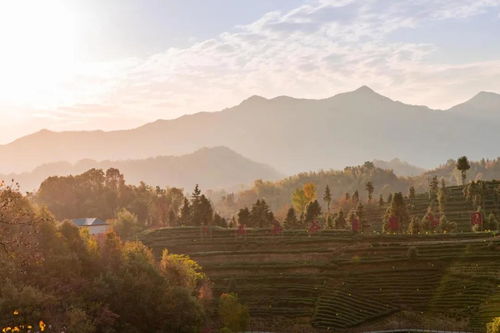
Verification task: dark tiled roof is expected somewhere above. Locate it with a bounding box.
[72,218,107,227]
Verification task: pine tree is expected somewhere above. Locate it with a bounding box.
[352,190,359,204]
[379,194,384,207]
[365,182,374,202]
[284,207,300,229]
[304,200,322,224]
[429,176,439,202]
[438,214,456,233]
[334,209,347,229]
[323,185,332,215]
[486,213,499,231]
[237,207,251,226]
[213,213,227,228]
[383,192,409,233]
[179,198,191,226]
[250,199,274,228]
[408,186,416,208]
[456,156,471,185]
[438,179,447,214]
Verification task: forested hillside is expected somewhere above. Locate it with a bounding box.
[214,162,408,218]
[214,158,500,219]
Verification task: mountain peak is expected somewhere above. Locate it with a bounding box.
[449,90,500,113]
[353,85,376,94]
[472,90,500,100]
[240,95,268,106]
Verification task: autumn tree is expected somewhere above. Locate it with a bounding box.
[383,192,409,233]
[218,293,249,333]
[112,208,142,239]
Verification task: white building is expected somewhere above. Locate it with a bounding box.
[72,218,110,235]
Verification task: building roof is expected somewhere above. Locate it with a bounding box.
[72,218,107,227]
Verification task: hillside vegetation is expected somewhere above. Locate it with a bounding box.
[142,228,499,332]
[214,158,500,221]
[2,146,281,192]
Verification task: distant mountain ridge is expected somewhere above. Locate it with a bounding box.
[373,158,426,177]
[1,146,283,192]
[1,86,500,174]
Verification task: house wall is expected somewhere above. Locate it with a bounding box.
[83,225,110,235]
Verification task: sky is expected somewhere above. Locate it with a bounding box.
[0,0,500,143]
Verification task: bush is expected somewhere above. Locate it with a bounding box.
[112,208,143,239]
[486,213,499,231]
[218,293,249,333]
[487,317,500,333]
[407,246,419,260]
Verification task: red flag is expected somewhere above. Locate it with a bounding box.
[237,224,247,235]
[352,218,361,232]
[471,212,483,226]
[428,213,439,227]
[272,222,283,235]
[308,221,320,233]
[388,216,399,232]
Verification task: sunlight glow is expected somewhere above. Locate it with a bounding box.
[0,0,78,106]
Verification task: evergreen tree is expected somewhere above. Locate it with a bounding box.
[194,194,213,226]
[334,209,347,229]
[379,194,384,207]
[438,214,457,233]
[213,213,227,228]
[408,186,416,208]
[486,213,499,231]
[383,192,409,233]
[250,199,274,228]
[438,179,447,214]
[237,207,251,226]
[323,185,332,215]
[355,202,364,224]
[429,176,439,202]
[304,200,322,224]
[456,156,471,185]
[179,198,191,226]
[407,216,421,235]
[421,205,438,232]
[365,182,374,202]
[352,190,360,204]
[191,184,201,201]
[284,207,300,229]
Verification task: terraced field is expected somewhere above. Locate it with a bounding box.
[141,227,499,332]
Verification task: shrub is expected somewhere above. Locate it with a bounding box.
[486,213,499,231]
[487,317,500,333]
[218,293,249,333]
[407,246,419,260]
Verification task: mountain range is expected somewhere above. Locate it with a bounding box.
[1,86,499,175]
[2,147,282,192]
[372,158,426,177]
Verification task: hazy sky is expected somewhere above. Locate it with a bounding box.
[1,0,500,143]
